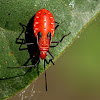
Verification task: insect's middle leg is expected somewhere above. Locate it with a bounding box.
[50,32,71,47]
[17,23,34,51]
[0,67,32,80]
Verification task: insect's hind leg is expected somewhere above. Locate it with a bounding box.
[0,67,32,80]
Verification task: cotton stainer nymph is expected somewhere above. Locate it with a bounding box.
[0,8,71,91]
[33,8,70,91]
[33,8,55,60]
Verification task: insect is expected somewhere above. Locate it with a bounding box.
[34,8,55,60]
[0,8,71,91]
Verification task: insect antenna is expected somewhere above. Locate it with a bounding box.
[44,59,48,91]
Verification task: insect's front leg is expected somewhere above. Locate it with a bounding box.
[55,22,59,30]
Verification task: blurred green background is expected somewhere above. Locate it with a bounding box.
[7,11,100,100]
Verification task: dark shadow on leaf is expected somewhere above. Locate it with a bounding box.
[0,15,40,80]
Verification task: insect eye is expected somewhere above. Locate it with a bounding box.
[47,32,51,40]
[38,32,42,38]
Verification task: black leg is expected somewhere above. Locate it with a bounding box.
[23,57,32,66]
[55,22,59,30]
[16,23,34,51]
[50,32,71,47]
[7,59,40,68]
[16,23,26,44]
[0,57,40,80]
[18,41,34,51]
[0,67,32,80]
[19,43,28,51]
[45,59,55,65]
[47,51,54,60]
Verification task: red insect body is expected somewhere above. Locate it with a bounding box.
[0,9,71,92]
[33,8,55,59]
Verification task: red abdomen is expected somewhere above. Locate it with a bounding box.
[33,8,55,38]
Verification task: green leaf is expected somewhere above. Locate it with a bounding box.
[0,0,100,99]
